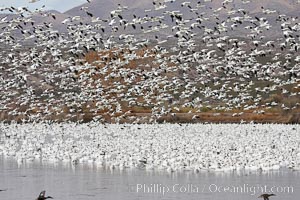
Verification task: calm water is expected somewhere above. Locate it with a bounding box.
[0,157,299,200]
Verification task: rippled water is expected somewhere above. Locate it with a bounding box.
[0,157,299,200]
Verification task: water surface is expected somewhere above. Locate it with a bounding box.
[0,157,299,200]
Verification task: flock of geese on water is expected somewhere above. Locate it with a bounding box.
[0,123,298,197]
[0,0,299,123]
[0,123,299,172]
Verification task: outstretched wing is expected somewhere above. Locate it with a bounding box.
[39,190,46,197]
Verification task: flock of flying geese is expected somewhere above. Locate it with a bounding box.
[0,0,299,123]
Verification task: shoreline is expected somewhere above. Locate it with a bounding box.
[1,155,299,174]
[1,111,299,124]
